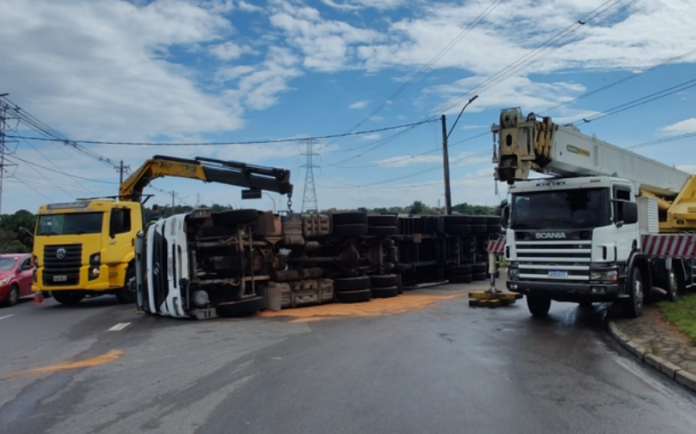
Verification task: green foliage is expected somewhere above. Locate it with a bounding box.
[0,210,36,253]
[658,293,696,346]
[452,202,499,216]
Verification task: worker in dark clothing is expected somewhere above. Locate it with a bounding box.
[147,204,162,224]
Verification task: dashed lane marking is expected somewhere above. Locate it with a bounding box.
[0,314,14,321]
[108,322,131,332]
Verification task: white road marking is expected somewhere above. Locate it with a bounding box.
[108,322,131,332]
[0,314,14,321]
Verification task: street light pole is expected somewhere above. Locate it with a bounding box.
[441,95,479,215]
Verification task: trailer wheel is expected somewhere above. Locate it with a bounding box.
[371,286,398,298]
[442,215,471,226]
[332,211,367,225]
[472,263,487,274]
[367,215,398,227]
[526,295,551,317]
[369,274,398,288]
[471,224,487,233]
[448,274,473,284]
[446,224,471,235]
[472,272,487,281]
[368,226,398,236]
[446,264,472,276]
[623,266,644,318]
[334,276,371,292]
[335,289,371,303]
[333,224,369,236]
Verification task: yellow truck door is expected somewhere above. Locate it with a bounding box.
[102,205,141,287]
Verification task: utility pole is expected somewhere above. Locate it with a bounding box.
[171,190,175,209]
[0,93,10,220]
[119,160,124,184]
[441,115,452,215]
[442,95,479,216]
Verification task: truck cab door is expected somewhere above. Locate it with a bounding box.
[103,207,135,280]
[18,257,33,296]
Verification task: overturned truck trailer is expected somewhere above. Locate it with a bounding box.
[135,209,401,319]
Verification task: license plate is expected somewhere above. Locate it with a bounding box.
[53,275,68,282]
[548,270,568,277]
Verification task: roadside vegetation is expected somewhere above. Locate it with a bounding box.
[658,294,696,345]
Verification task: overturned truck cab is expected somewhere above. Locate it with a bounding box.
[135,208,400,319]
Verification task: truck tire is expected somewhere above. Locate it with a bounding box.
[368,226,398,236]
[332,212,367,225]
[371,286,398,298]
[623,266,644,318]
[443,215,471,226]
[53,291,86,305]
[472,263,487,274]
[115,265,137,304]
[469,216,487,224]
[212,209,258,226]
[335,289,371,303]
[217,296,265,317]
[472,272,487,281]
[526,295,551,317]
[367,215,398,227]
[334,276,371,292]
[333,224,369,237]
[369,274,398,288]
[667,264,679,302]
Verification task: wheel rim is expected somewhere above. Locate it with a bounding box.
[634,270,643,310]
[669,271,678,300]
[9,287,18,305]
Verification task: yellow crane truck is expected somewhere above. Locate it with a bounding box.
[31,155,293,305]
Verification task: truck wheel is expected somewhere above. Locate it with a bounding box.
[332,212,367,225]
[526,295,551,317]
[367,226,398,236]
[53,291,86,305]
[211,209,259,226]
[334,276,371,292]
[367,215,398,227]
[217,296,265,317]
[115,265,137,304]
[2,285,19,307]
[335,289,371,303]
[371,286,398,298]
[623,266,644,318]
[333,224,369,237]
[369,274,398,288]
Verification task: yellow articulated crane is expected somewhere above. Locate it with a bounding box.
[31,155,293,306]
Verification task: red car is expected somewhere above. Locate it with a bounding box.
[0,253,34,307]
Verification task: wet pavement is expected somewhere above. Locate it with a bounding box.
[610,305,696,392]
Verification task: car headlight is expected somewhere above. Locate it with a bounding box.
[0,278,9,286]
[590,270,618,281]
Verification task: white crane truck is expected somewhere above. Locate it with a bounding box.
[488,108,696,318]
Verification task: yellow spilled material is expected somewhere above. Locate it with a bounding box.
[259,293,467,323]
[468,290,522,308]
[11,350,124,377]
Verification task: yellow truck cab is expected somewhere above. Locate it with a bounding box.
[32,199,143,305]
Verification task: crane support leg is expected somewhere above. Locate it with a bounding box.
[469,240,521,308]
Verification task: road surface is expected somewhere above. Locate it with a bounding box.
[1,285,695,434]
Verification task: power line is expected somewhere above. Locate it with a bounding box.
[4,154,118,184]
[4,119,437,147]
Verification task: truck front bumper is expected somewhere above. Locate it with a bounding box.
[507,279,621,302]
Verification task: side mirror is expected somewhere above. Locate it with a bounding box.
[501,204,510,229]
[623,201,638,225]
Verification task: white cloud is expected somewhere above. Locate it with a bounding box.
[360,133,381,140]
[660,118,696,135]
[209,41,249,60]
[321,0,405,11]
[238,1,264,13]
[349,100,369,109]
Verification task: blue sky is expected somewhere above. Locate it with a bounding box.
[1,0,695,214]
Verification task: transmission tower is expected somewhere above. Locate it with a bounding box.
[300,138,320,213]
[0,95,19,219]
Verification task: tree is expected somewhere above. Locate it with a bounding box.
[408,200,426,215]
[0,210,36,252]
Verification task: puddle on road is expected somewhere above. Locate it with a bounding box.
[258,293,467,323]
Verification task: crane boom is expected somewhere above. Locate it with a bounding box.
[119,155,293,203]
[492,108,690,197]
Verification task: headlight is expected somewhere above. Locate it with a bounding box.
[508,267,520,279]
[0,278,9,286]
[590,270,618,281]
[90,253,101,265]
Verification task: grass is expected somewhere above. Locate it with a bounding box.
[658,293,696,346]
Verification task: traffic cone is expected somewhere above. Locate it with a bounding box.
[33,291,44,305]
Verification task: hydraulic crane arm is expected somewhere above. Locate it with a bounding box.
[491,108,690,197]
[119,155,293,203]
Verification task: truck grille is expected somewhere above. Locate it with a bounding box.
[42,244,82,286]
[516,240,591,281]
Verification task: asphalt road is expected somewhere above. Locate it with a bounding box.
[1,285,696,434]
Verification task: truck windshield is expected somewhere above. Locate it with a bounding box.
[511,188,610,230]
[37,212,104,236]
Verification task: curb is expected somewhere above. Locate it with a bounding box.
[607,321,696,393]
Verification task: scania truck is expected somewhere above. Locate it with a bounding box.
[488,108,696,318]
